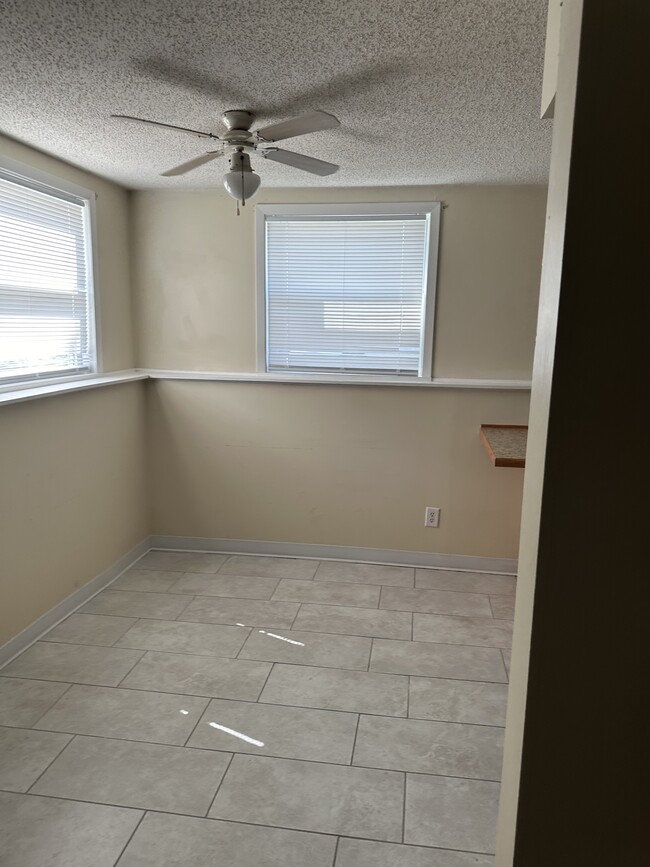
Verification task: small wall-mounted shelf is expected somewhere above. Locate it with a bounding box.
[480,424,528,468]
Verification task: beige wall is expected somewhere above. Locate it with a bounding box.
[0,382,149,646]
[0,134,135,372]
[134,185,545,379]
[0,138,147,647]
[135,185,546,558]
[149,380,528,557]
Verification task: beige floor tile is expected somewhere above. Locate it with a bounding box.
[272,578,380,608]
[260,663,408,716]
[179,597,299,629]
[168,573,280,599]
[371,640,507,682]
[353,715,504,779]
[0,727,72,792]
[489,596,515,620]
[0,678,70,727]
[238,628,371,670]
[1,642,144,687]
[380,587,492,617]
[405,774,500,853]
[219,555,318,579]
[413,613,513,648]
[210,754,404,841]
[137,551,227,572]
[293,603,412,639]
[80,589,194,619]
[33,735,230,816]
[0,792,141,867]
[118,813,337,867]
[188,697,358,763]
[116,619,249,657]
[110,569,184,592]
[34,684,208,744]
[41,613,138,646]
[415,569,516,596]
[409,677,509,727]
[336,838,494,866]
[121,651,271,700]
[315,561,415,587]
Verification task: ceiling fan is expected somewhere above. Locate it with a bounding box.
[112,109,340,205]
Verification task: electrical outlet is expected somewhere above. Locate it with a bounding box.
[424,506,440,528]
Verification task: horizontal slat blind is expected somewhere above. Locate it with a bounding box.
[0,170,93,385]
[265,215,430,375]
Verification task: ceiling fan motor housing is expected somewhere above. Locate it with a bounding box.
[222,110,255,131]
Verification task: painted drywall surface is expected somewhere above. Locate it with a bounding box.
[0,134,135,371]
[0,137,144,646]
[495,0,580,860]
[0,382,149,646]
[148,380,529,558]
[133,185,547,379]
[135,184,543,557]
[499,0,645,862]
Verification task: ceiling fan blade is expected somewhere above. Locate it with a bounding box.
[161,151,224,177]
[261,148,339,176]
[256,111,340,143]
[112,114,219,140]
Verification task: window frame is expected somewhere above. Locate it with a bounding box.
[255,202,441,382]
[0,155,101,392]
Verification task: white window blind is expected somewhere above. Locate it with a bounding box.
[0,169,95,386]
[264,213,432,376]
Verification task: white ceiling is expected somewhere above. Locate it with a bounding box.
[0,0,552,189]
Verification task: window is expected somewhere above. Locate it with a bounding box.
[256,203,440,379]
[0,162,97,387]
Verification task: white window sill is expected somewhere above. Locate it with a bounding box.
[0,368,532,407]
[0,370,148,406]
[143,369,532,390]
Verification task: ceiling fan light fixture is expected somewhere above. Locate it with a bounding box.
[223,150,261,203]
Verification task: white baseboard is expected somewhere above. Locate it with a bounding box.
[149,535,518,575]
[0,537,151,668]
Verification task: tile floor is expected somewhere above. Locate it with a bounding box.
[0,552,515,866]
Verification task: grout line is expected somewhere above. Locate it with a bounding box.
[410,612,414,641]
[27,682,74,730]
[401,772,408,843]
[406,676,411,718]
[332,835,341,866]
[114,650,147,687]
[25,732,76,793]
[500,648,510,682]
[349,713,362,766]
[255,662,276,702]
[204,752,235,818]
[113,810,147,866]
[288,603,302,630]
[173,595,198,621]
[182,703,210,747]
[367,638,374,672]
[234,628,254,659]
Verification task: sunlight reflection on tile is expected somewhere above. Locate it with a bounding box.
[259,630,305,646]
[208,722,264,747]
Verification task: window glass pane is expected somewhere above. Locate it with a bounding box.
[0,171,93,384]
[265,215,430,376]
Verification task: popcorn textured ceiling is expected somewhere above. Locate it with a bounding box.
[0,0,552,189]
